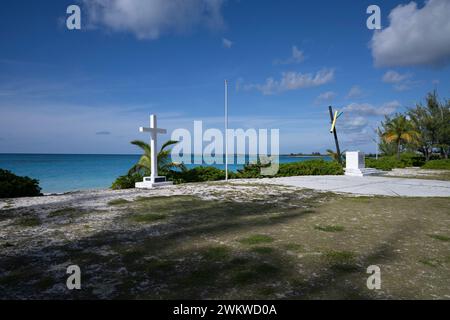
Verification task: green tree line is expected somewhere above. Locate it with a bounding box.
[378,91,450,160]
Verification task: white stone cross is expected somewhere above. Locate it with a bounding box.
[139,114,167,179]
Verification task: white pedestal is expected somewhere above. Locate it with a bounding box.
[135,176,173,189]
[345,151,383,177]
[345,167,383,177]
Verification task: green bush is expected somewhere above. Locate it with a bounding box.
[0,169,42,198]
[365,153,425,171]
[169,166,226,183]
[421,159,450,170]
[365,157,405,171]
[235,161,272,178]
[398,153,425,167]
[113,160,343,188]
[112,167,225,188]
[111,173,144,190]
[276,160,343,177]
[235,159,343,178]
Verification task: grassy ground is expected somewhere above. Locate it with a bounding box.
[1,185,449,299]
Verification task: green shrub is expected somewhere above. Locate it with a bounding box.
[276,160,343,177]
[170,166,226,183]
[235,159,343,178]
[365,153,425,171]
[113,159,343,188]
[234,161,271,178]
[422,159,450,170]
[111,173,144,190]
[177,160,343,181]
[0,169,42,198]
[365,157,405,171]
[400,153,426,167]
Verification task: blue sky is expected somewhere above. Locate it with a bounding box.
[0,0,449,154]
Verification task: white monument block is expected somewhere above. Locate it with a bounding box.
[135,114,173,189]
[345,151,382,177]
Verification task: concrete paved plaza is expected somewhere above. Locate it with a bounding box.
[256,175,450,197]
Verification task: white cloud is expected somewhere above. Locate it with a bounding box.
[274,46,305,64]
[337,100,401,148]
[222,38,233,48]
[370,0,450,67]
[382,70,415,91]
[337,111,382,148]
[315,91,336,104]
[342,101,401,117]
[246,69,334,95]
[341,130,374,147]
[382,70,411,83]
[83,0,225,40]
[346,85,363,99]
[339,116,369,134]
[291,46,305,63]
[338,101,400,142]
[379,101,402,115]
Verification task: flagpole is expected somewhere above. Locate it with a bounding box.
[376,128,379,160]
[225,80,228,181]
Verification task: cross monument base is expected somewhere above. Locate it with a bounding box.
[344,151,384,177]
[135,176,173,189]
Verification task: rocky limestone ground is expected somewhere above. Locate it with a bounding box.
[0,181,449,299]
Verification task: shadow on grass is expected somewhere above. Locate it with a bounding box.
[0,193,416,299]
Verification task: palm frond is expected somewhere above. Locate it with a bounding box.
[160,140,179,152]
[172,162,188,172]
[130,140,151,156]
[127,163,141,175]
[127,139,181,177]
[383,133,399,143]
[137,155,151,169]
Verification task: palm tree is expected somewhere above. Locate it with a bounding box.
[326,149,344,163]
[381,114,419,159]
[128,140,186,175]
[408,91,450,160]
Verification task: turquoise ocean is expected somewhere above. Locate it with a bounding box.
[0,154,331,193]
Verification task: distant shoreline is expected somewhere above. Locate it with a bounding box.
[1,154,332,194]
[0,152,327,157]
[282,155,325,158]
